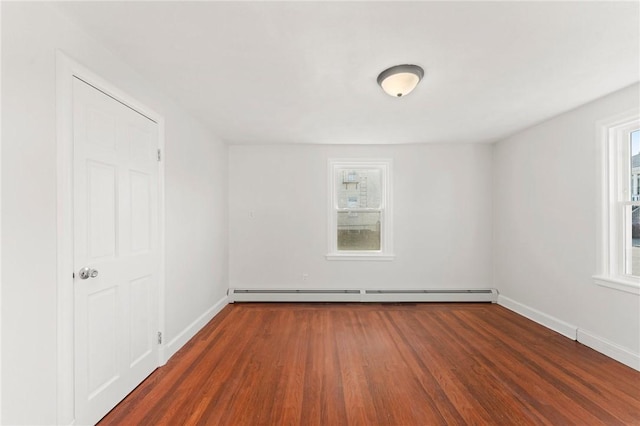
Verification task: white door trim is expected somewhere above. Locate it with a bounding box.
[55,51,166,425]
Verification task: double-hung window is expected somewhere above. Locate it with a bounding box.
[327,159,394,260]
[594,112,640,294]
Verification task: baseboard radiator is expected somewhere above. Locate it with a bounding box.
[228,288,498,303]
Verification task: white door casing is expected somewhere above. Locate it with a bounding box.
[72,77,160,425]
[56,50,166,425]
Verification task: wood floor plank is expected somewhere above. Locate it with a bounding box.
[98,303,640,426]
[335,310,379,426]
[453,308,639,424]
[389,308,509,425]
[436,309,595,424]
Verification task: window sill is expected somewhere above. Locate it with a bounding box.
[593,275,640,295]
[326,253,395,261]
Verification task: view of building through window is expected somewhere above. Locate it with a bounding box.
[335,168,382,250]
[630,130,639,276]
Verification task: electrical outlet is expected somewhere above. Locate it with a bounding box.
[302,273,309,281]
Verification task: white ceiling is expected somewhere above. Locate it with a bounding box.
[53,1,639,145]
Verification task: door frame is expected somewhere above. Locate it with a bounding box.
[55,51,166,425]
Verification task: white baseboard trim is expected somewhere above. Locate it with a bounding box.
[577,329,640,371]
[497,295,578,340]
[162,295,229,363]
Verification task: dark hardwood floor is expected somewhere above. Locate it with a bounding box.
[99,303,640,425]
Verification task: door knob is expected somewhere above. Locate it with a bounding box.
[79,267,99,280]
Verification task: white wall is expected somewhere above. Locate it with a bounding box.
[164,118,228,347]
[0,3,3,420]
[1,3,228,424]
[229,144,493,290]
[493,84,640,365]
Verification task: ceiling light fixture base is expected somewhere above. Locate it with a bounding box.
[377,64,424,98]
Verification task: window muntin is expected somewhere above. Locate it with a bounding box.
[327,160,393,260]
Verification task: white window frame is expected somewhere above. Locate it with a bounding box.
[326,159,394,261]
[593,110,640,295]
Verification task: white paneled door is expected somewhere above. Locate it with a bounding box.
[73,77,159,425]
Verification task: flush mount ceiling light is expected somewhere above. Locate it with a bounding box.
[377,64,424,98]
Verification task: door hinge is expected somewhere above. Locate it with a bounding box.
[157,331,163,344]
[157,149,162,162]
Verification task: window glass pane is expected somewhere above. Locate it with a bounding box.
[335,168,382,209]
[630,205,640,277]
[337,211,381,250]
[631,130,640,202]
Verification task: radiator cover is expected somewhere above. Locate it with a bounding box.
[228,288,498,303]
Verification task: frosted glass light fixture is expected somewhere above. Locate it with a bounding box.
[377,64,424,98]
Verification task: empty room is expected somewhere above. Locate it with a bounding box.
[2,1,640,425]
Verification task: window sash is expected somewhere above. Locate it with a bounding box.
[336,209,383,252]
[616,203,639,277]
[614,126,640,278]
[327,159,393,259]
[594,114,640,293]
